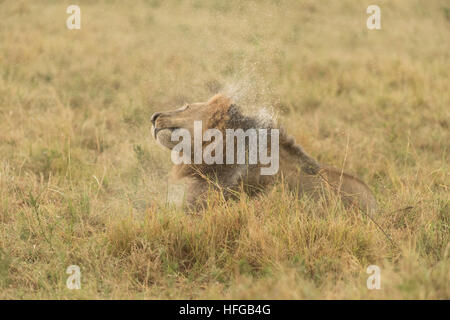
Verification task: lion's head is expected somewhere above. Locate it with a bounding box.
[150,93,279,178]
[150,94,234,150]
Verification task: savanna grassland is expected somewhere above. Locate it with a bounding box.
[0,0,448,299]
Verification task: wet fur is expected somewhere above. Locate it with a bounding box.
[153,94,378,215]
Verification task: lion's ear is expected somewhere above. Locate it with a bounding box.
[227,104,257,130]
[227,104,242,118]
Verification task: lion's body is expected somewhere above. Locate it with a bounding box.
[151,94,377,215]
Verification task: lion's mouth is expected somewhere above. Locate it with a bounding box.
[152,126,162,140]
[152,126,179,139]
[151,125,181,149]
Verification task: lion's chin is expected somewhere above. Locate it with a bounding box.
[152,127,177,149]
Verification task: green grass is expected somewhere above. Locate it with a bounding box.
[0,0,448,299]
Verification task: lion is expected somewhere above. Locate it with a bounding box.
[150,94,377,215]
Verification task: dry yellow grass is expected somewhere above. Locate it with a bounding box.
[0,0,448,299]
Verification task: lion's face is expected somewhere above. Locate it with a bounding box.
[150,94,232,149]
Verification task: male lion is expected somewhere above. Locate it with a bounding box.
[151,94,377,215]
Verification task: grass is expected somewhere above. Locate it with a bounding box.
[0,0,448,299]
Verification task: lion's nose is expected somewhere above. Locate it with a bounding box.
[150,112,161,125]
